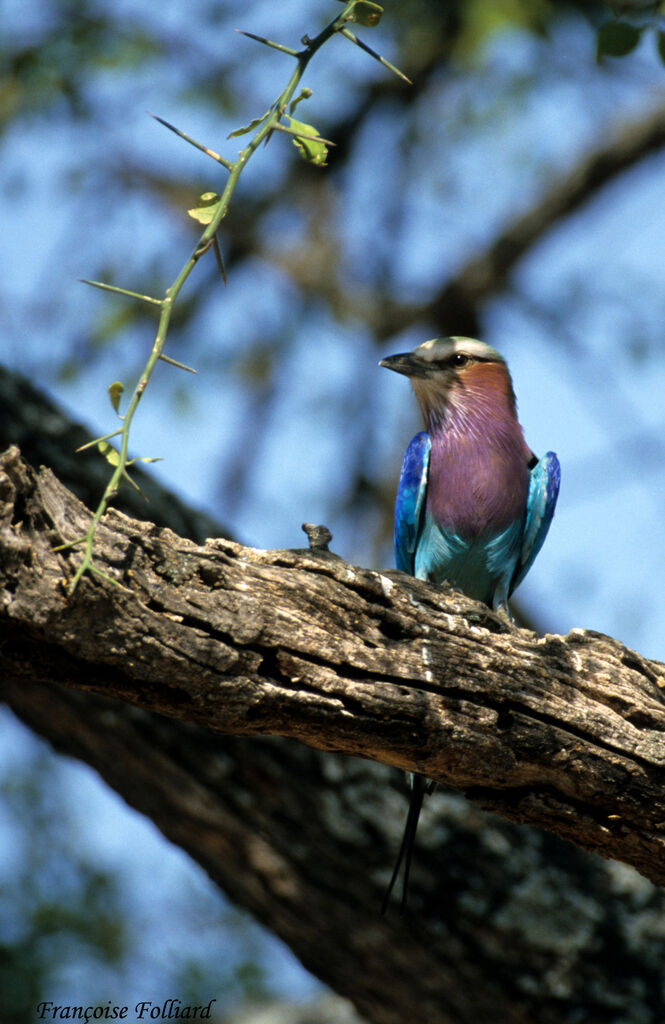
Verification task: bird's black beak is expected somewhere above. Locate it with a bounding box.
[379,353,430,379]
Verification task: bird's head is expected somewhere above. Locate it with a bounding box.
[379,336,516,430]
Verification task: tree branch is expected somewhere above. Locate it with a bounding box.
[2,444,664,890]
[3,390,665,1022]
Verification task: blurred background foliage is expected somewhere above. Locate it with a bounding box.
[3,0,665,1019]
[0,715,321,1023]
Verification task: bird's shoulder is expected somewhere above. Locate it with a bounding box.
[510,450,561,595]
[394,432,431,574]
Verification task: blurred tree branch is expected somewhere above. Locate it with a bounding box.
[264,105,665,339]
[110,67,665,346]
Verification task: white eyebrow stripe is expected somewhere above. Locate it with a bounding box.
[414,337,497,363]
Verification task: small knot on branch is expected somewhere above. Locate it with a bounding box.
[302,522,332,551]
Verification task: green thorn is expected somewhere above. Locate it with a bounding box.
[339,27,412,84]
[212,235,227,286]
[272,122,336,147]
[121,467,149,500]
[76,428,124,453]
[158,353,198,374]
[148,112,234,171]
[234,29,300,57]
[88,565,134,593]
[53,536,87,553]
[78,279,164,306]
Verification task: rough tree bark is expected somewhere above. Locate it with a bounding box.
[3,375,665,1024]
[2,426,665,1023]
[2,444,665,881]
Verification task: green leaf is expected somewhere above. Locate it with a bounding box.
[596,21,642,60]
[228,108,273,138]
[187,192,222,225]
[285,116,329,167]
[108,380,124,413]
[349,1,383,28]
[97,441,121,467]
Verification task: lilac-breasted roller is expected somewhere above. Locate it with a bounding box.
[379,336,560,913]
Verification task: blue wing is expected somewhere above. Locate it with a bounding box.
[394,432,430,574]
[509,450,561,596]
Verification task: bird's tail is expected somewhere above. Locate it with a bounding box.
[381,773,434,915]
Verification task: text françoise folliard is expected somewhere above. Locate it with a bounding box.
[35,999,217,1021]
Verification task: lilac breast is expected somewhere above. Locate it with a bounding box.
[426,411,531,539]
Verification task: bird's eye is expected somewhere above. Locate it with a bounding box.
[452,353,469,368]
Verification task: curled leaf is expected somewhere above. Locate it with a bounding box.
[97,440,121,467]
[285,116,329,166]
[187,192,222,225]
[228,108,273,138]
[349,1,383,28]
[108,380,124,413]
